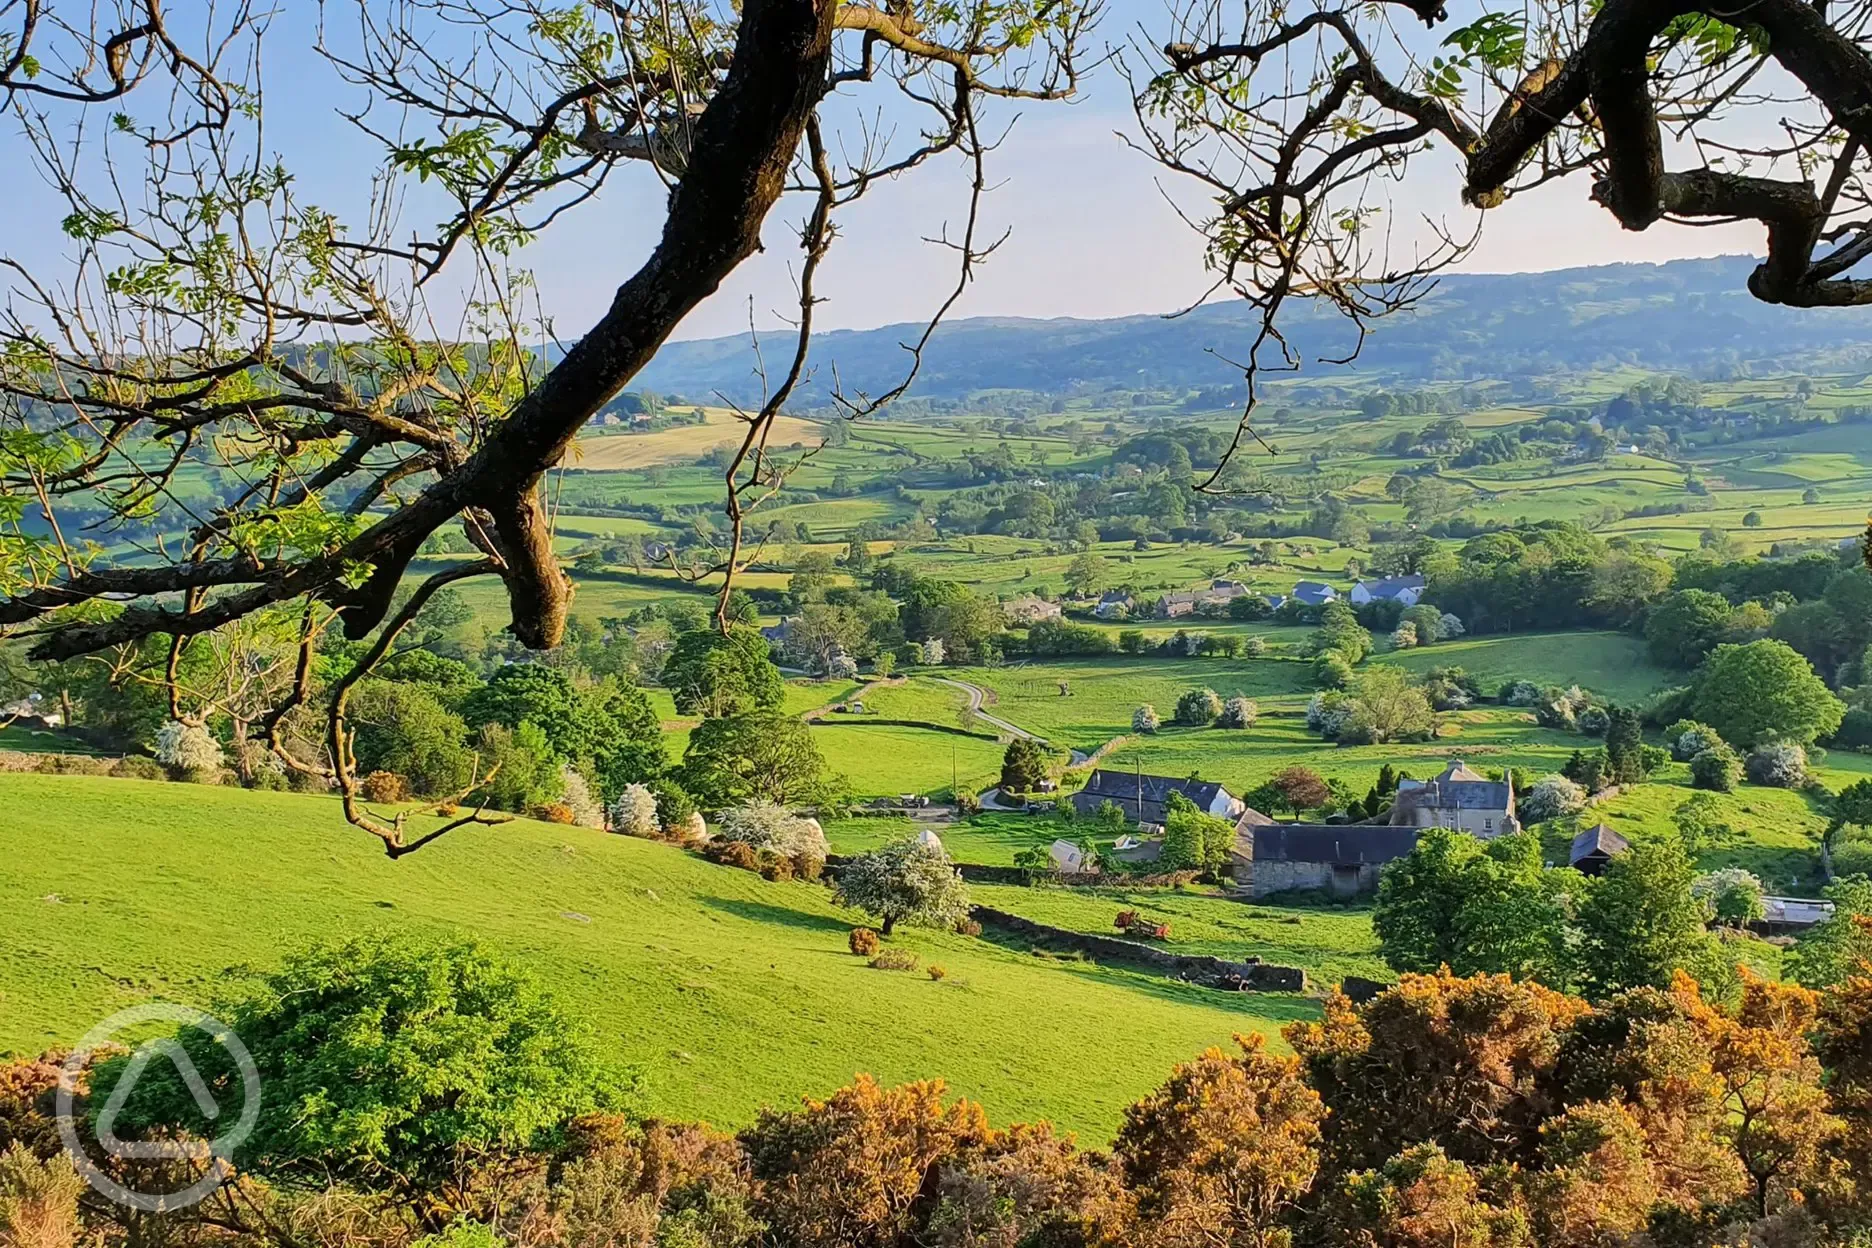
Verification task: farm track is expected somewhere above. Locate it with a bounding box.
[937,677,1045,742]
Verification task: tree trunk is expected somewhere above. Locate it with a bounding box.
[329,0,839,648]
[881,914,896,936]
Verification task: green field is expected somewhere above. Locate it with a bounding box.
[0,775,1322,1139]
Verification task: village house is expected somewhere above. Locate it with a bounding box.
[1153,582,1252,619]
[1230,817,1421,899]
[1093,590,1134,619]
[1155,591,1200,619]
[1349,573,1426,607]
[1568,823,1629,875]
[1003,594,1063,625]
[1069,769,1244,828]
[1389,760,1518,837]
[1289,581,1338,608]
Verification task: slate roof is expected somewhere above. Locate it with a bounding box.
[1240,824,1421,866]
[1392,760,1514,818]
[1761,896,1835,927]
[1291,581,1337,605]
[1071,770,1235,827]
[1569,823,1630,865]
[1355,574,1426,600]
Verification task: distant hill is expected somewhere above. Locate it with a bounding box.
[625,256,1872,404]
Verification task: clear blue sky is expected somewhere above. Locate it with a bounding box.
[1,1,1767,344]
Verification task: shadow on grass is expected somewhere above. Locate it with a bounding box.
[970,928,1321,1025]
[698,895,854,936]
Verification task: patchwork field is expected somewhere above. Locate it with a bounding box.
[575,409,826,469]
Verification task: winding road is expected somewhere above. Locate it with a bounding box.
[935,677,1045,743]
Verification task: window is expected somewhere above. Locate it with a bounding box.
[1483,818,1493,832]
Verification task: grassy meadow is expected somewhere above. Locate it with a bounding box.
[0,775,1322,1140]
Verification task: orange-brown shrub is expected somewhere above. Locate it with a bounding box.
[361,770,410,803]
[953,918,982,937]
[758,851,795,883]
[790,852,825,883]
[706,840,760,871]
[0,1054,63,1157]
[927,965,947,982]
[869,950,918,972]
[849,927,880,956]
[0,1146,86,1248]
[533,802,576,825]
[740,1075,989,1248]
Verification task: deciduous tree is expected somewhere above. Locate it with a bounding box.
[832,838,971,936]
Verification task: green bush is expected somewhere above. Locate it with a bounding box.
[91,932,631,1199]
[1689,743,1742,792]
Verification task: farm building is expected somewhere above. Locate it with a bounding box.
[1153,583,1251,618]
[1349,574,1426,607]
[1231,823,1421,899]
[1069,769,1244,827]
[1569,823,1629,875]
[1047,839,1094,873]
[1109,834,1164,866]
[1759,896,1836,932]
[1003,595,1063,625]
[1390,760,1518,837]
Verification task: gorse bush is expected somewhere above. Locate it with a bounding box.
[848,927,879,956]
[704,839,760,871]
[361,770,411,804]
[868,949,918,972]
[19,962,1872,1248]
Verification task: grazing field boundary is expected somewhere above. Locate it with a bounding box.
[970,906,1309,993]
[813,718,1004,741]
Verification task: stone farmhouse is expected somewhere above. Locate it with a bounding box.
[1002,595,1063,625]
[1390,760,1519,837]
[1230,814,1422,899]
[1154,581,1255,619]
[1069,769,1244,829]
